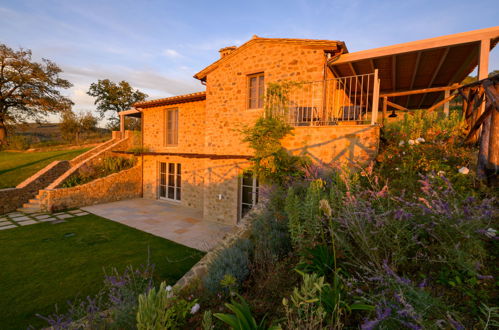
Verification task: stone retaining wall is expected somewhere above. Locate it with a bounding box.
[0,161,70,214]
[174,201,264,290]
[48,136,136,190]
[38,163,142,213]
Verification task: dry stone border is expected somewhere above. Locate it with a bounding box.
[0,209,90,230]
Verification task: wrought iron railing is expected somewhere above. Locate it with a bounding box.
[265,71,380,126]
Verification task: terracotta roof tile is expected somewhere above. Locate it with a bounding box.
[133,91,206,108]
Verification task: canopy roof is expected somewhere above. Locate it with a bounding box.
[329,27,499,109]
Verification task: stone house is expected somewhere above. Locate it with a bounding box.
[120,28,498,225]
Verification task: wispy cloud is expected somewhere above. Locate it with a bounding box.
[162,49,182,58]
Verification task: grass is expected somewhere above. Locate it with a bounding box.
[0,147,90,188]
[0,214,204,329]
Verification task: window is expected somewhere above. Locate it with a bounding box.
[248,73,264,109]
[239,172,259,219]
[166,108,178,146]
[159,162,181,201]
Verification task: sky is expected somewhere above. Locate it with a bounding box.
[0,0,498,125]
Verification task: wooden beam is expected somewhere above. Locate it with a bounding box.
[406,51,422,108]
[387,100,409,111]
[478,39,490,80]
[371,69,380,125]
[330,66,341,78]
[392,55,397,91]
[348,62,357,75]
[443,89,450,116]
[487,83,499,171]
[427,93,457,113]
[477,38,491,179]
[449,45,479,84]
[382,96,387,125]
[418,46,450,108]
[380,85,460,98]
[329,26,499,65]
[370,59,376,73]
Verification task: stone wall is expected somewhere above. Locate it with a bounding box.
[204,40,332,156]
[49,136,136,190]
[142,100,206,154]
[38,164,142,213]
[0,161,70,214]
[142,155,206,211]
[283,124,380,166]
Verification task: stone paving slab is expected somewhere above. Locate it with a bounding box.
[38,218,57,222]
[19,220,38,226]
[12,216,31,222]
[0,209,87,231]
[57,214,74,219]
[82,199,235,252]
[74,212,89,216]
[6,212,23,217]
[35,215,52,220]
[0,225,17,230]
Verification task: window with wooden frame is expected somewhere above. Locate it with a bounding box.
[159,162,181,201]
[248,73,264,109]
[166,108,178,146]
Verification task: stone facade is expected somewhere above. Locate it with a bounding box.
[0,160,70,214]
[137,37,379,226]
[38,163,142,212]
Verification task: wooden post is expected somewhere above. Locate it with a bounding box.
[120,113,125,138]
[477,39,490,179]
[443,89,450,116]
[382,96,387,125]
[487,83,499,174]
[371,69,380,125]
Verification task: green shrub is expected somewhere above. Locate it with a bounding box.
[285,179,327,252]
[214,294,277,330]
[250,210,291,273]
[60,156,136,188]
[7,134,32,150]
[136,281,197,330]
[282,272,328,330]
[204,239,252,293]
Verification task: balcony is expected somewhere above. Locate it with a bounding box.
[265,71,380,126]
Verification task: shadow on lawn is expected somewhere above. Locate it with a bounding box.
[0,150,78,176]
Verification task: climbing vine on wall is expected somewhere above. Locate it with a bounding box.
[242,81,309,187]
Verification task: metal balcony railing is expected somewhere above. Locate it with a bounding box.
[265,70,380,126]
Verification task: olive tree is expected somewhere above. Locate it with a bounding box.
[0,44,73,144]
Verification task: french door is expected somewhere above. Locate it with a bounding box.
[159,162,181,201]
[240,172,259,220]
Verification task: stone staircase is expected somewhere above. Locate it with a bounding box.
[18,194,43,214]
[16,135,130,213]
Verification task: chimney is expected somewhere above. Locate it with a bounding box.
[219,46,237,58]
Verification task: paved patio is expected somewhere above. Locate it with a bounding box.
[82,199,234,252]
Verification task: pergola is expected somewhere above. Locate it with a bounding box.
[329,26,499,115]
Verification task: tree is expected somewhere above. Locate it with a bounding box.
[0,44,73,144]
[60,110,98,144]
[87,79,147,130]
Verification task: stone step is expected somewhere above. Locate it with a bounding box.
[28,198,40,204]
[22,202,39,208]
[17,206,40,213]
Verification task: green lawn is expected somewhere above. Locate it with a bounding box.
[0,214,204,329]
[0,148,90,189]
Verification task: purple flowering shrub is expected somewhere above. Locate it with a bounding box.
[284,165,497,328]
[37,264,154,329]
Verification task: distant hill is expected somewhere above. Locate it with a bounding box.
[12,123,109,142]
